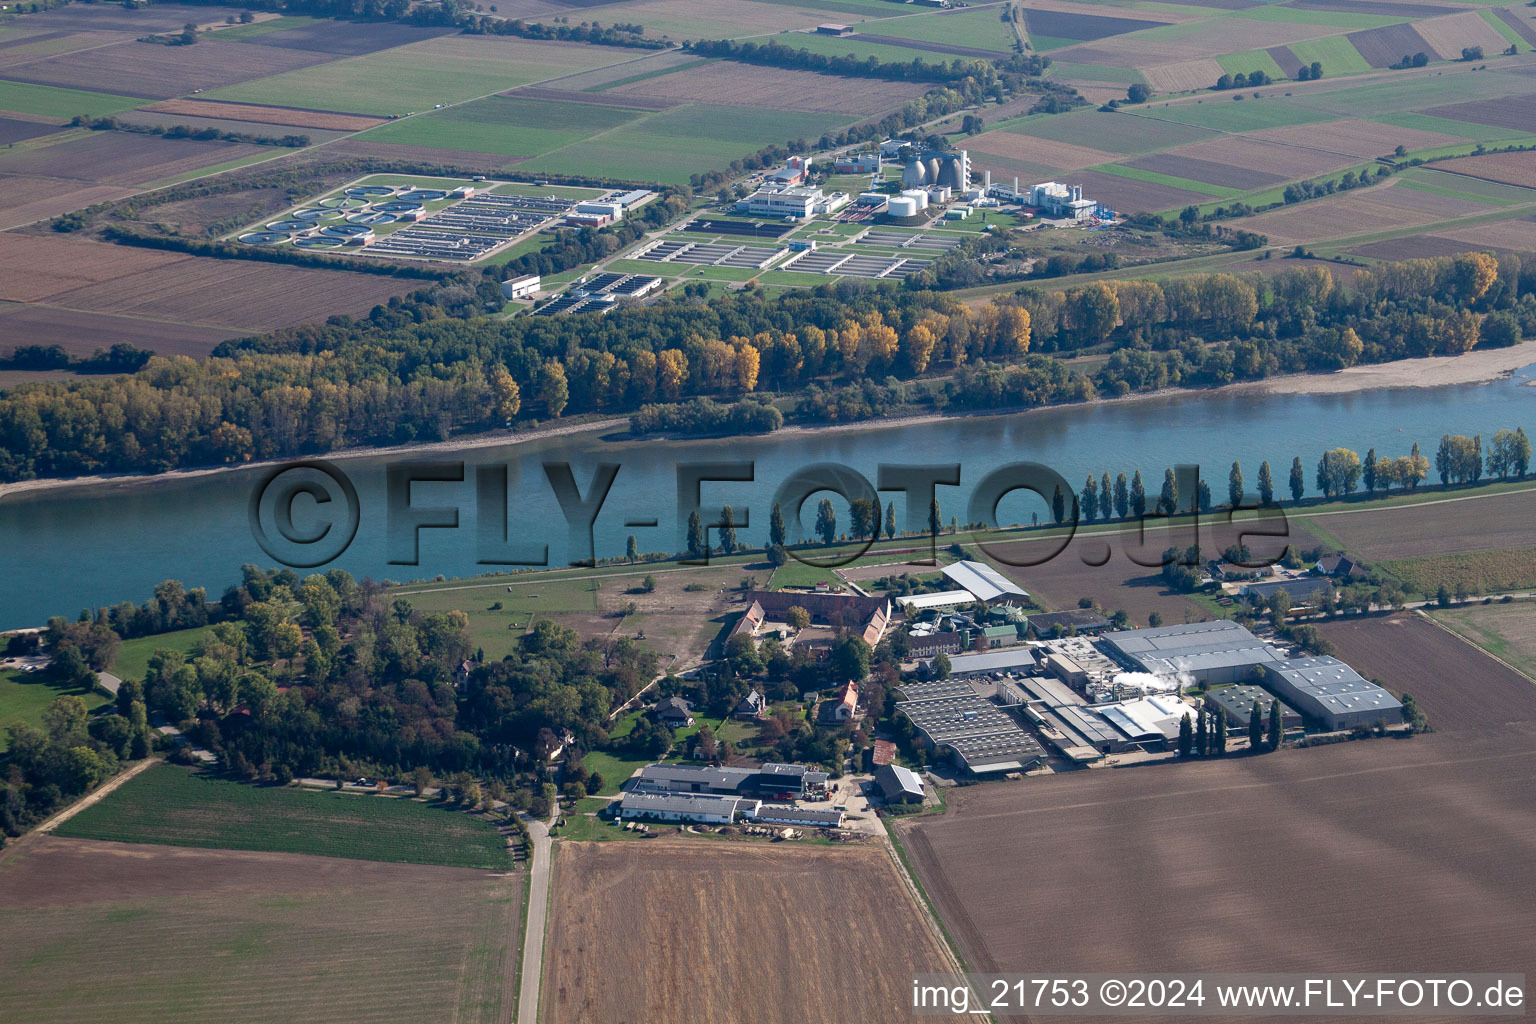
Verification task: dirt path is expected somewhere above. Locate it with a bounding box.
[26,757,159,839]
[517,807,556,1023]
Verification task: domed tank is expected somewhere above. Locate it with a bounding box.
[924,157,942,184]
[937,157,963,190]
[901,157,928,187]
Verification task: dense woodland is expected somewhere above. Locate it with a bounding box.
[1,250,1528,479]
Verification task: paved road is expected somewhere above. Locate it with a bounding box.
[517,807,557,1024]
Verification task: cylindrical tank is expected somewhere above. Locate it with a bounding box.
[983,169,992,189]
[901,158,927,187]
[902,188,929,211]
[888,195,919,217]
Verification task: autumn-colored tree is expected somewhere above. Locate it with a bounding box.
[902,323,937,374]
[735,342,760,392]
[540,361,568,418]
[490,364,521,422]
[656,348,688,400]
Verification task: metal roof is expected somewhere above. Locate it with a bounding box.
[899,590,976,610]
[875,763,925,800]
[942,560,1027,602]
[940,649,1038,675]
[898,679,977,701]
[636,764,755,791]
[1104,619,1283,676]
[1262,657,1402,719]
[619,792,752,816]
[896,689,1046,772]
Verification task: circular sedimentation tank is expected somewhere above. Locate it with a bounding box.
[293,236,342,249]
[318,196,369,210]
[345,185,397,198]
[239,231,290,245]
[266,219,309,232]
[346,211,396,225]
[320,223,371,238]
[374,200,424,214]
[399,189,448,202]
[292,207,341,222]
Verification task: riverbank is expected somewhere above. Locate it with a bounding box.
[1251,340,1536,396]
[3,342,1533,500]
[0,416,630,501]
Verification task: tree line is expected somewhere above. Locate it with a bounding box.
[70,115,309,148]
[0,251,1529,481]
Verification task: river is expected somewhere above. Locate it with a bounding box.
[2,367,1533,628]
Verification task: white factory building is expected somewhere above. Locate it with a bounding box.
[1029,181,1098,221]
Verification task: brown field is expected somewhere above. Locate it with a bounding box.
[1431,151,1536,189]
[141,98,385,131]
[1413,10,1511,61]
[0,175,136,230]
[1226,180,1488,244]
[0,302,241,358]
[328,139,518,169]
[967,130,1120,172]
[1436,217,1536,251]
[1026,0,1194,24]
[901,729,1536,984]
[903,613,1536,991]
[1073,167,1213,212]
[0,132,267,186]
[1345,234,1492,259]
[1297,488,1536,561]
[1125,152,1286,189]
[0,836,520,1024]
[0,233,191,303]
[1158,133,1357,179]
[541,839,950,1024]
[506,85,678,110]
[976,521,1244,624]
[0,39,338,100]
[1140,57,1226,93]
[0,29,135,69]
[1421,96,1536,134]
[42,257,417,333]
[1347,21,1436,67]
[1249,117,1467,159]
[1315,612,1536,734]
[1432,599,1536,681]
[0,233,418,347]
[612,61,929,115]
[550,49,704,92]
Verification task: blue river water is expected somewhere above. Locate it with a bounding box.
[1,364,1532,628]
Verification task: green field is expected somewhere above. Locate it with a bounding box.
[56,764,510,869]
[766,29,965,63]
[1049,61,1147,85]
[206,42,619,116]
[1006,107,1216,153]
[1379,547,1536,597]
[1234,5,1408,28]
[1285,34,1374,75]
[861,8,1017,52]
[357,94,642,156]
[1217,48,1290,81]
[0,80,143,118]
[1431,600,1536,680]
[1369,110,1531,143]
[516,103,846,184]
[0,668,109,752]
[1093,162,1243,197]
[211,15,325,40]
[1397,167,1533,204]
[1141,97,1333,132]
[109,625,215,684]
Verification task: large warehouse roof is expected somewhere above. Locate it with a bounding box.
[896,686,1046,773]
[619,792,755,817]
[899,590,976,611]
[1105,619,1283,677]
[940,649,1038,676]
[1262,656,1402,722]
[635,764,755,792]
[942,560,1028,602]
